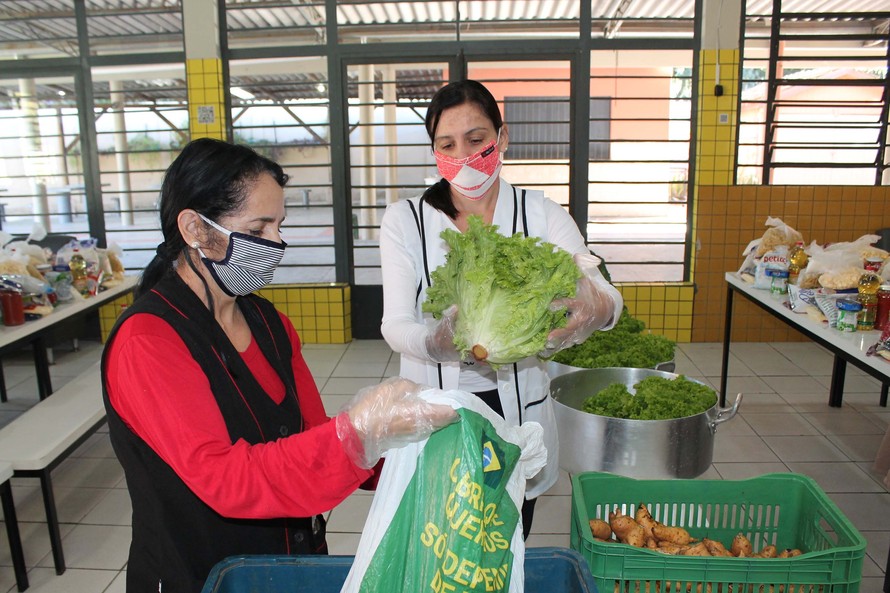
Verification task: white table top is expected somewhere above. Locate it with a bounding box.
[725,272,890,381]
[0,274,137,350]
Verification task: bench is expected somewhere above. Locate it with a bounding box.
[0,363,106,577]
[1,461,28,591]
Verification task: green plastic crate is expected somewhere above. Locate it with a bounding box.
[570,472,865,593]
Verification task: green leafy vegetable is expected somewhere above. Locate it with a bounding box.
[423,216,581,368]
[582,375,716,420]
[552,308,675,369]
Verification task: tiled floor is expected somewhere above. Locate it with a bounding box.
[1,338,889,592]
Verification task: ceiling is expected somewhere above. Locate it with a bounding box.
[0,1,885,105]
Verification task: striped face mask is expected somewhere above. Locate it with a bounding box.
[197,213,286,297]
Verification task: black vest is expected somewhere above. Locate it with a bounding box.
[101,274,324,593]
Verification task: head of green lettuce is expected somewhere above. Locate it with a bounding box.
[423,216,581,368]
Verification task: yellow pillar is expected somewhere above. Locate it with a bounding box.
[691,0,743,282]
[183,0,225,140]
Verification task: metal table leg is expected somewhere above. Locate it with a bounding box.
[1,480,28,591]
[720,284,735,407]
[33,337,53,400]
[829,355,846,407]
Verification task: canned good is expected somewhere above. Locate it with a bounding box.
[836,299,862,332]
[865,257,884,273]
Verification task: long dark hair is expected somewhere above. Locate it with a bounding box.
[423,80,503,219]
[138,138,288,300]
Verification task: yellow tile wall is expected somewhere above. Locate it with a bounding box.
[695,49,739,189]
[615,282,695,342]
[693,185,890,342]
[100,284,352,344]
[257,283,352,344]
[99,292,136,342]
[186,58,225,140]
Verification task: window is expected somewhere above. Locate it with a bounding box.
[739,2,890,185]
[586,50,693,282]
[503,96,611,161]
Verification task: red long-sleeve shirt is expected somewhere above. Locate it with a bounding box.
[105,311,373,519]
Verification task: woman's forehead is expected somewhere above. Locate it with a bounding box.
[436,103,493,133]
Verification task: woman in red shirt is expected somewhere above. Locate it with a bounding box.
[102,138,455,593]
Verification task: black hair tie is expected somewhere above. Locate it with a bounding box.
[156,242,171,261]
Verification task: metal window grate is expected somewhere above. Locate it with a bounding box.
[739,1,890,185]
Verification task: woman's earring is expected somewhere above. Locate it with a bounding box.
[191,241,199,249]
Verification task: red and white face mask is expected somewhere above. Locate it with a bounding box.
[433,131,502,200]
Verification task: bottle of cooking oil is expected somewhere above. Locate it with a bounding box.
[68,250,89,296]
[788,241,808,285]
[857,271,881,330]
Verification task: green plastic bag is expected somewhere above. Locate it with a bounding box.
[341,389,546,593]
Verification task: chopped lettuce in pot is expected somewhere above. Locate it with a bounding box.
[423,216,581,368]
[582,375,717,420]
[553,308,675,369]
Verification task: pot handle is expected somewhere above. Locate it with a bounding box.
[710,393,743,433]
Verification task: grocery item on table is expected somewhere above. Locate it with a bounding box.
[857,272,880,330]
[788,241,808,285]
[69,250,89,296]
[738,217,801,287]
[814,291,841,328]
[766,268,789,295]
[876,286,890,331]
[836,299,862,332]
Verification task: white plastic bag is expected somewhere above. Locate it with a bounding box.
[340,388,546,593]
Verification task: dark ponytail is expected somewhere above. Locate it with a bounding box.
[137,138,288,299]
[423,80,503,219]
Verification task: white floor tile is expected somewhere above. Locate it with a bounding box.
[806,410,885,435]
[326,493,372,533]
[763,435,849,462]
[320,377,381,396]
[741,413,820,436]
[2,338,889,590]
[330,361,388,378]
[785,461,885,493]
[9,566,117,593]
[730,343,809,376]
[104,571,127,593]
[80,489,132,526]
[712,462,790,480]
[828,433,886,462]
[712,435,782,463]
[35,524,131,571]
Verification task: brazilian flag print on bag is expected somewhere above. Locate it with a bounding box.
[341,389,546,593]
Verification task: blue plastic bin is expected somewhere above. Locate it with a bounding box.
[202,547,598,593]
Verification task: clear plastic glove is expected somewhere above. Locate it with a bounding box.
[335,377,458,469]
[424,304,462,362]
[538,254,616,359]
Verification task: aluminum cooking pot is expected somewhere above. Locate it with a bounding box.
[550,367,741,479]
[547,359,675,379]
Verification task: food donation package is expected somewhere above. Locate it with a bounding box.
[340,389,547,593]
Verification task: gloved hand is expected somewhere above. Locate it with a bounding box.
[335,377,458,469]
[424,305,462,362]
[538,253,616,359]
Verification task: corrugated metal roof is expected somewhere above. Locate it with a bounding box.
[0,1,885,104]
[1,0,885,52]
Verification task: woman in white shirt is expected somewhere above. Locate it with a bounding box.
[379,80,623,538]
